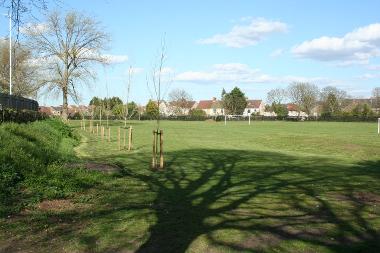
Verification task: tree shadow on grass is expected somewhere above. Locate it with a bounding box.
[1,149,380,253]
[120,149,380,253]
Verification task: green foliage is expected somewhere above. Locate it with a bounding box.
[0,119,93,216]
[271,102,288,118]
[321,93,341,117]
[189,108,206,117]
[145,99,159,119]
[126,101,138,118]
[89,96,102,107]
[112,104,125,118]
[89,96,139,119]
[0,108,46,123]
[351,103,374,117]
[221,87,247,115]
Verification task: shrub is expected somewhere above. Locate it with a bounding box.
[0,108,47,123]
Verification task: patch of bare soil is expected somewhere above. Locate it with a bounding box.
[67,162,120,173]
[354,192,380,203]
[239,233,281,250]
[332,192,380,204]
[37,199,76,212]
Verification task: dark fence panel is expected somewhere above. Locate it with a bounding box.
[0,93,39,111]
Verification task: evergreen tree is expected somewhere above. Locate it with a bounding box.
[222,87,248,115]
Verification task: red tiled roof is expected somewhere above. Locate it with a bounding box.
[197,100,222,109]
[287,104,299,111]
[39,106,53,115]
[246,100,262,108]
[168,100,196,108]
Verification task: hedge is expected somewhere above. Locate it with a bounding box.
[0,108,47,124]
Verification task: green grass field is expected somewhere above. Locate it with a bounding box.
[1,120,380,252]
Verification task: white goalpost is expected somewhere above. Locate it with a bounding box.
[378,118,380,135]
[224,114,251,125]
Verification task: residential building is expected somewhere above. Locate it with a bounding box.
[287,104,308,118]
[166,101,198,116]
[243,100,265,116]
[197,97,224,116]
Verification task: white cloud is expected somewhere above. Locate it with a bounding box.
[175,63,330,85]
[356,73,380,80]
[20,22,49,35]
[28,53,129,66]
[367,64,380,70]
[103,54,129,64]
[197,18,288,48]
[270,48,284,57]
[292,23,380,65]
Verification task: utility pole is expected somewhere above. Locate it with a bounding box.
[9,11,12,95]
[3,11,12,95]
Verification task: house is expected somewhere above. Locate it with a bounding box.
[197,97,224,116]
[243,100,265,116]
[158,101,171,116]
[39,106,54,116]
[51,106,62,116]
[166,101,198,116]
[287,104,308,118]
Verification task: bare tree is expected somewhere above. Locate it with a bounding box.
[147,39,171,129]
[0,0,56,34]
[372,87,380,109]
[168,88,193,116]
[288,82,319,116]
[0,39,41,97]
[26,11,109,120]
[124,65,132,127]
[267,88,287,105]
[320,86,348,106]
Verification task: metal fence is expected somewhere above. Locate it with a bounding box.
[0,92,39,111]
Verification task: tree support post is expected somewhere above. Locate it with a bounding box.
[152,130,164,170]
[128,126,133,151]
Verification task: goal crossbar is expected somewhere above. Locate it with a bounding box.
[224,114,251,125]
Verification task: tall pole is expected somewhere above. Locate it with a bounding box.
[8,11,12,95]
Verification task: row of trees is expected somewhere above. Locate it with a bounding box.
[267,83,380,118]
[88,96,138,119]
[0,8,109,120]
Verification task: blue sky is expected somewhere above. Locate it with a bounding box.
[1,0,380,106]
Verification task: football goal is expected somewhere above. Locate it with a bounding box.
[224,114,251,125]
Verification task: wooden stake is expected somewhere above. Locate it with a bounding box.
[101,127,104,141]
[123,127,126,149]
[159,130,164,169]
[108,127,111,142]
[118,127,121,150]
[152,130,157,169]
[84,120,86,131]
[96,123,99,136]
[128,126,133,151]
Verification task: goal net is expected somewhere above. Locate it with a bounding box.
[224,115,252,125]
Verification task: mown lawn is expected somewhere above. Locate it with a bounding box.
[1,120,380,253]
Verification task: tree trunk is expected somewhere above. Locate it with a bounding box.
[62,86,68,120]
